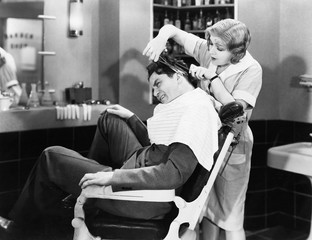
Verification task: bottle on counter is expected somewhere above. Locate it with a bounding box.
[206,14,213,27]
[18,83,29,107]
[169,13,174,25]
[164,11,170,25]
[195,0,202,6]
[184,12,191,31]
[175,11,181,29]
[192,14,198,30]
[198,9,206,30]
[225,7,233,19]
[154,13,161,29]
[27,83,40,108]
[214,10,221,23]
[41,81,53,106]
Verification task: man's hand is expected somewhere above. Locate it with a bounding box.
[105,104,134,119]
[79,171,114,189]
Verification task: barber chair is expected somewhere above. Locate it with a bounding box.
[71,101,245,240]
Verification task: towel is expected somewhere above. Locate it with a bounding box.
[147,88,221,171]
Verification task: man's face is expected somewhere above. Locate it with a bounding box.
[149,72,180,104]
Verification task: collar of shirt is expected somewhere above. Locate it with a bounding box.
[218,51,257,80]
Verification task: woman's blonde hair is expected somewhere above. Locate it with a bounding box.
[205,19,251,64]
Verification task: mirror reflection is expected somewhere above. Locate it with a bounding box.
[3,18,42,88]
[0,1,43,105]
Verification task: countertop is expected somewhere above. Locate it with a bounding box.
[0,105,108,133]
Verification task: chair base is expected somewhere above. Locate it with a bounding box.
[85,209,178,240]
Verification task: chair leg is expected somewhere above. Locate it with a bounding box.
[72,195,101,240]
[72,217,100,240]
[181,229,197,240]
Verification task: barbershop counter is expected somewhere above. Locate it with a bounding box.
[0,105,108,133]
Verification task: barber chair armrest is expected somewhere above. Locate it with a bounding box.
[81,185,176,202]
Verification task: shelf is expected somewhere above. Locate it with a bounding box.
[153,3,234,10]
[154,29,205,34]
[37,14,56,20]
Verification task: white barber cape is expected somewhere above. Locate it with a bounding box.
[147,88,221,171]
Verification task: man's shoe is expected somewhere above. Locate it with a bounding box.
[0,216,28,240]
[0,216,14,232]
[0,216,15,240]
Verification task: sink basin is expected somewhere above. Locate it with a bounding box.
[267,142,312,177]
[268,142,312,239]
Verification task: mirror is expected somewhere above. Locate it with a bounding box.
[0,1,44,93]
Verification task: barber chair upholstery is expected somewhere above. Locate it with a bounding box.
[71,101,245,240]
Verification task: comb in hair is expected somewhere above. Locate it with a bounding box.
[158,55,188,76]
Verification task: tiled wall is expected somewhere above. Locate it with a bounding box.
[245,120,312,233]
[0,120,311,232]
[0,125,96,217]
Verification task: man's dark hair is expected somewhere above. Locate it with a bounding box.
[146,52,197,88]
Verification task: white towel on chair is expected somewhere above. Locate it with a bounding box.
[147,88,221,171]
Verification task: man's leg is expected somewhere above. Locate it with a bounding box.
[9,146,105,226]
[88,111,145,168]
[201,217,220,240]
[225,228,246,240]
[9,111,144,225]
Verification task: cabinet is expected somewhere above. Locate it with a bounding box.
[153,0,236,65]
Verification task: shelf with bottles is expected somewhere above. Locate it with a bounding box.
[153,3,235,9]
[153,0,235,63]
[153,0,234,7]
[153,1,235,34]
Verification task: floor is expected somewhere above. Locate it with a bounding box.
[13,226,307,240]
[245,226,308,240]
[1,223,308,240]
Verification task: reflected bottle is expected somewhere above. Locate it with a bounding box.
[27,83,40,108]
[19,83,29,107]
[41,81,53,106]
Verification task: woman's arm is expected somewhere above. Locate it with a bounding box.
[188,65,242,108]
[143,24,189,62]
[211,77,249,110]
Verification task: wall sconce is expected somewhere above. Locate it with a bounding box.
[69,0,83,37]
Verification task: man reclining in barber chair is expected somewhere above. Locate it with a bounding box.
[0,54,227,239]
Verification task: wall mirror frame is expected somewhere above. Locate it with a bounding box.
[0,1,44,92]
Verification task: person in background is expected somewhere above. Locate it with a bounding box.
[0,47,22,107]
[0,54,220,239]
[143,19,262,240]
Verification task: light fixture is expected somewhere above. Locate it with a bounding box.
[69,0,83,37]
